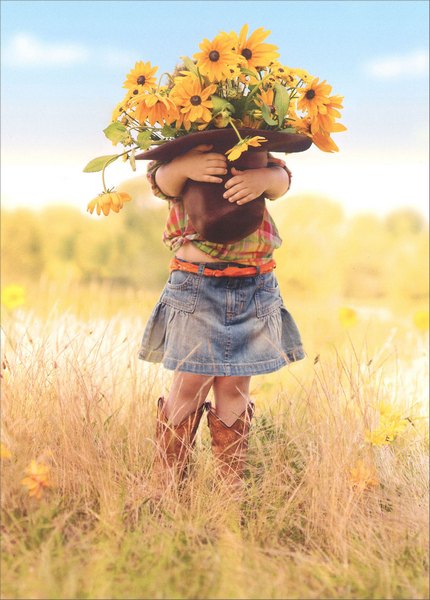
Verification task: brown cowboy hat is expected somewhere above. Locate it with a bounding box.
[135,127,312,162]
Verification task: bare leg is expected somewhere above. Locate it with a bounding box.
[212,376,251,427]
[165,372,214,426]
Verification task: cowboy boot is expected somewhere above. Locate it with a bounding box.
[206,401,255,499]
[149,396,207,500]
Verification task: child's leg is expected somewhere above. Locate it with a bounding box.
[165,372,214,425]
[212,376,251,426]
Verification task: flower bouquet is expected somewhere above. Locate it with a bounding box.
[84,24,345,242]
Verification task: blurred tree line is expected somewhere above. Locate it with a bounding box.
[1,195,428,305]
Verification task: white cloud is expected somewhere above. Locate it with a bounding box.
[2,33,135,68]
[3,33,89,66]
[365,49,429,79]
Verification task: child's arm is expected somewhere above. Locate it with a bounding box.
[153,144,227,198]
[223,163,291,205]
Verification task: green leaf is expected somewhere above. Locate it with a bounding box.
[240,67,259,79]
[161,124,177,138]
[261,103,277,126]
[83,155,119,173]
[179,56,198,75]
[210,95,235,115]
[103,122,129,144]
[274,83,290,128]
[137,131,152,150]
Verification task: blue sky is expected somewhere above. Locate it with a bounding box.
[1,0,429,215]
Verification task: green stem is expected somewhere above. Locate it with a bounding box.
[228,118,243,143]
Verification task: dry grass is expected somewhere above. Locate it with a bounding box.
[1,281,428,599]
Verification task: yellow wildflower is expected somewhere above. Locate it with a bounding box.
[413,309,429,332]
[235,24,280,70]
[298,77,333,117]
[339,307,357,328]
[1,284,25,310]
[21,460,53,500]
[365,402,410,446]
[193,34,239,82]
[1,443,12,460]
[87,191,132,216]
[349,459,379,491]
[170,75,217,131]
[225,135,267,161]
[135,90,179,126]
[123,61,158,93]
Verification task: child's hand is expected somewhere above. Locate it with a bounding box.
[174,144,228,184]
[223,167,268,205]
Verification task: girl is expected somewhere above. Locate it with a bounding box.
[139,142,305,500]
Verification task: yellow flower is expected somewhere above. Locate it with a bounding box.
[1,284,25,309]
[339,307,357,328]
[193,34,239,82]
[170,75,217,130]
[293,67,313,84]
[298,77,333,117]
[312,131,340,153]
[87,191,132,216]
[1,443,12,460]
[21,460,53,500]
[225,135,267,161]
[123,61,158,93]
[135,90,179,126]
[235,24,279,70]
[349,459,379,491]
[365,402,410,446]
[413,309,429,332]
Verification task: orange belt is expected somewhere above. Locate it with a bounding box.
[169,257,276,278]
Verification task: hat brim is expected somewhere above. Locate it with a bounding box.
[135,127,312,162]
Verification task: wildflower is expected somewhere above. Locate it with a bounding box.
[234,24,280,70]
[1,443,12,460]
[413,309,429,332]
[225,135,267,161]
[135,89,179,126]
[1,284,25,310]
[87,191,132,216]
[123,61,158,93]
[170,76,217,130]
[339,307,357,328]
[21,460,53,499]
[193,34,239,82]
[349,459,379,491]
[365,402,410,446]
[297,77,333,117]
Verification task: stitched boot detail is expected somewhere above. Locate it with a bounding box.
[206,401,255,498]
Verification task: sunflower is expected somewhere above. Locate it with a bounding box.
[294,68,313,84]
[225,135,267,161]
[235,24,279,70]
[87,191,132,216]
[123,61,158,92]
[193,34,239,82]
[170,76,217,130]
[297,77,332,117]
[135,90,179,126]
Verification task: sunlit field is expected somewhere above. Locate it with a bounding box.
[1,197,429,600]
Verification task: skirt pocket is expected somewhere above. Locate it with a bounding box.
[161,270,202,313]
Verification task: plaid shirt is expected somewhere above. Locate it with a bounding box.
[146,153,292,265]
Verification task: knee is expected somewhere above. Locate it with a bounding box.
[213,376,250,399]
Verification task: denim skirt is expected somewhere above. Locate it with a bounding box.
[138,260,305,376]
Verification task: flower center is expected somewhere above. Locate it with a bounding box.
[209,50,220,62]
[241,48,252,60]
[132,89,139,95]
[137,75,146,85]
[190,95,202,106]
[305,89,316,100]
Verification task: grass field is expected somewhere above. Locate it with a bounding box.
[1,278,428,600]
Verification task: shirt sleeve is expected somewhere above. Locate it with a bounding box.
[146,160,182,201]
